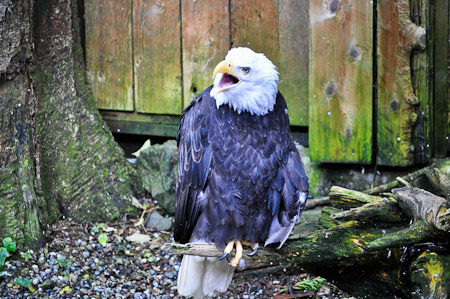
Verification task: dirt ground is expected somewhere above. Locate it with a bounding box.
[0,214,354,298]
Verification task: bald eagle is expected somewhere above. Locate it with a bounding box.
[175,47,308,298]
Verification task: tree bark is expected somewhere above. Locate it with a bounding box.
[0,0,138,248]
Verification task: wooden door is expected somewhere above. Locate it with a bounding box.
[85,0,310,124]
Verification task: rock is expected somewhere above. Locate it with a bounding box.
[133,140,177,215]
[145,210,172,232]
[125,233,151,244]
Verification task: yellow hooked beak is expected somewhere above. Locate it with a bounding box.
[211,60,241,96]
[213,60,234,78]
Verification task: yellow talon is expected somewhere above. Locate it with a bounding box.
[241,241,259,256]
[218,240,255,267]
[230,240,243,267]
[218,240,235,261]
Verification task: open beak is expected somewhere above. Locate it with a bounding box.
[210,60,241,97]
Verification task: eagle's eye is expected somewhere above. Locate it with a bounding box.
[240,67,250,74]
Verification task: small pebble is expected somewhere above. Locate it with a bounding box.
[32,264,39,273]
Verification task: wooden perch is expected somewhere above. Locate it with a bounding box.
[163,160,450,297]
[161,242,283,263]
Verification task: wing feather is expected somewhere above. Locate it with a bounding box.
[174,87,213,244]
[265,92,309,248]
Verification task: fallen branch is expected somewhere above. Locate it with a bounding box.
[161,242,283,263]
[304,197,330,209]
[365,160,449,195]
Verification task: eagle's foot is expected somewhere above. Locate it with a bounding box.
[230,240,242,267]
[218,240,243,267]
[247,243,259,257]
[241,241,259,257]
[218,240,235,261]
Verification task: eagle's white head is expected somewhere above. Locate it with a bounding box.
[210,47,279,116]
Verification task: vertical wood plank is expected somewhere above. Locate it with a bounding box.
[377,0,424,166]
[411,0,432,164]
[181,0,230,107]
[448,3,450,154]
[133,0,182,115]
[309,0,373,163]
[85,0,133,111]
[230,0,278,65]
[433,0,449,157]
[278,0,309,126]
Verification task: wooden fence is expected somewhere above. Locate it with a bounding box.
[85,0,449,166]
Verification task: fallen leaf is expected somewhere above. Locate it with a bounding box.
[125,233,151,244]
[152,265,161,272]
[131,197,144,210]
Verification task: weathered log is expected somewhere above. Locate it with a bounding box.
[409,251,450,299]
[424,160,450,200]
[164,174,450,296]
[161,242,283,265]
[329,186,385,209]
[365,159,450,195]
[365,188,450,251]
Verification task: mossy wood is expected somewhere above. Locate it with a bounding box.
[100,111,179,137]
[410,0,433,164]
[181,0,230,107]
[163,159,450,297]
[309,0,373,164]
[230,0,309,126]
[377,0,426,166]
[133,0,182,115]
[230,0,278,71]
[84,0,133,111]
[84,0,309,128]
[278,0,310,126]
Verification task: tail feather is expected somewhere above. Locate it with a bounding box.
[177,255,234,298]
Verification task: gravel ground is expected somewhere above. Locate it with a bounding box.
[0,216,353,298]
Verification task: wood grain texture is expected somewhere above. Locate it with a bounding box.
[230,0,278,65]
[410,0,432,164]
[85,0,133,111]
[181,0,230,107]
[377,0,425,166]
[133,0,182,115]
[309,0,373,163]
[433,1,449,157]
[278,0,309,126]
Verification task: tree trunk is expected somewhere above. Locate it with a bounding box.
[0,0,138,248]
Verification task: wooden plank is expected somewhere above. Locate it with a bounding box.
[133,0,182,115]
[230,0,278,65]
[181,0,230,107]
[377,0,426,166]
[100,111,180,137]
[411,0,432,164]
[278,0,309,126]
[85,0,133,111]
[433,0,449,157]
[309,0,373,163]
